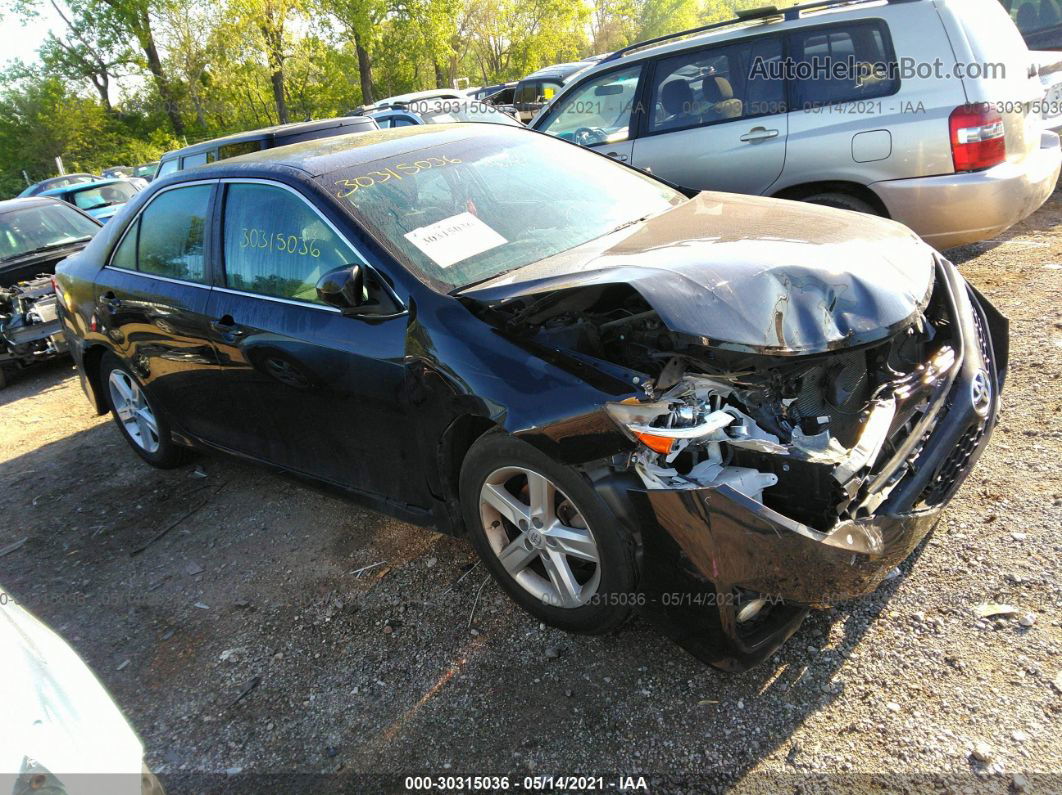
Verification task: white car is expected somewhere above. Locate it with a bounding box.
[0,591,162,794]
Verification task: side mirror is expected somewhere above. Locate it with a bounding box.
[316,265,365,310]
[315,264,399,317]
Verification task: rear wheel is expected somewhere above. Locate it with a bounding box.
[802,191,880,216]
[460,432,638,633]
[100,352,187,468]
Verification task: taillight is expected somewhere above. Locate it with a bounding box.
[50,277,57,292]
[949,104,1006,172]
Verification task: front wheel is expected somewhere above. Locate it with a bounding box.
[460,432,638,634]
[100,352,187,468]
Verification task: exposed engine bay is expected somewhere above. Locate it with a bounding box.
[0,275,68,383]
[477,271,961,532]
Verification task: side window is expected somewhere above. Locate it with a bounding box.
[137,185,211,282]
[392,118,416,127]
[218,141,261,160]
[157,159,179,178]
[109,218,139,270]
[539,65,643,144]
[647,37,785,134]
[515,81,536,104]
[789,22,899,109]
[222,183,363,304]
[181,152,208,169]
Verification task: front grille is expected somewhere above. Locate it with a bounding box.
[917,422,985,506]
[970,301,991,371]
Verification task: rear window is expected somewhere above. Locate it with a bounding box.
[70,182,138,211]
[789,21,899,108]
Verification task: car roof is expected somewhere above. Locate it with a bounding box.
[376,89,465,104]
[39,178,131,196]
[160,124,528,182]
[159,116,378,160]
[522,61,596,81]
[0,196,66,214]
[581,0,925,71]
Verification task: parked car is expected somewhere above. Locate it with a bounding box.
[531,0,1062,250]
[55,124,1006,670]
[372,88,467,106]
[102,166,133,178]
[360,98,522,128]
[998,0,1062,132]
[154,116,379,180]
[0,197,101,388]
[40,178,143,223]
[17,173,101,198]
[512,59,602,122]
[0,586,163,794]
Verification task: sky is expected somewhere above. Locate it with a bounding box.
[1,4,65,69]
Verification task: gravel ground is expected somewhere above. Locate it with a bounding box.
[0,191,1059,794]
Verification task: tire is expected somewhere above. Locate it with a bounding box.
[100,352,188,468]
[460,431,638,634]
[801,191,881,216]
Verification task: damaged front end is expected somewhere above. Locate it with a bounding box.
[471,254,1007,669]
[0,276,68,383]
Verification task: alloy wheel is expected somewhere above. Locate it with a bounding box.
[479,466,601,608]
[108,369,160,454]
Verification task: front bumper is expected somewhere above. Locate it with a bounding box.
[625,263,1008,670]
[871,130,1061,250]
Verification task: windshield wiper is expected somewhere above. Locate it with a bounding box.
[0,237,93,262]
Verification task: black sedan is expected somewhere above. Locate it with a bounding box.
[54,125,1007,670]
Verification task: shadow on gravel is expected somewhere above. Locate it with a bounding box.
[0,356,76,408]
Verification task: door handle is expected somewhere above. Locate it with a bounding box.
[606,151,628,162]
[210,315,245,339]
[740,126,780,143]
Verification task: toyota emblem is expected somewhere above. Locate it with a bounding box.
[970,369,992,417]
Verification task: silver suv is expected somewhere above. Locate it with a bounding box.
[531,0,1061,249]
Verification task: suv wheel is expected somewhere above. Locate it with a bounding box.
[802,191,880,216]
[460,432,638,634]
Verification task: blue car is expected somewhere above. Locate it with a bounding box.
[40,178,142,223]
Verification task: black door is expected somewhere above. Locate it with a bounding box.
[93,182,223,438]
[202,180,417,504]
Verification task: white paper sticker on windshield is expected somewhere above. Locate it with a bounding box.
[403,212,506,268]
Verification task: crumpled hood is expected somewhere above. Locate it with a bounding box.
[463,192,936,355]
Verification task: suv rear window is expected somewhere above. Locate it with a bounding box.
[789,21,899,109]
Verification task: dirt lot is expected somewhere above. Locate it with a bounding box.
[1,192,1060,794]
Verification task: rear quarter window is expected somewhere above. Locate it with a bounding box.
[789,21,900,109]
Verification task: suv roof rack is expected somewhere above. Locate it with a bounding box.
[599,0,919,63]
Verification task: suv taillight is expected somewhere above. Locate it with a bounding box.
[950,104,1006,172]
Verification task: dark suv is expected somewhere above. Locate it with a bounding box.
[154,117,379,180]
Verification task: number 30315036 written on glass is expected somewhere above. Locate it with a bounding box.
[240,227,321,257]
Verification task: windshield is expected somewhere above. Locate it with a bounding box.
[325,130,684,291]
[0,204,98,261]
[134,164,158,178]
[70,182,138,211]
[407,99,522,126]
